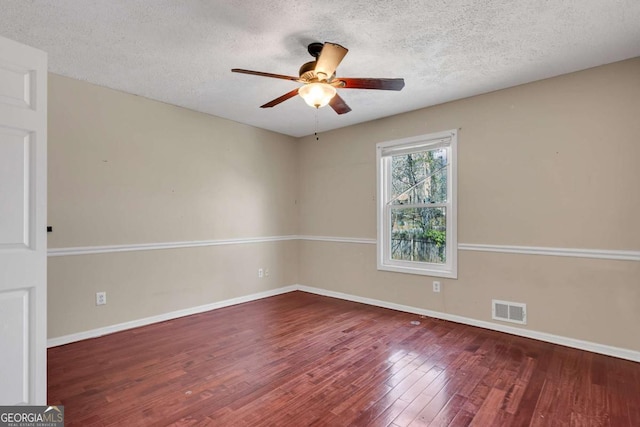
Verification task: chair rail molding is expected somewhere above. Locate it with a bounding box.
[48,235,639,262]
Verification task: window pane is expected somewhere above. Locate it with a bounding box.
[390,207,446,263]
[390,148,447,205]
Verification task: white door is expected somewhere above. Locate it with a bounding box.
[0,35,47,405]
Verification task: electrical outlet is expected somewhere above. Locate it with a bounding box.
[258,268,264,278]
[96,291,107,305]
[432,281,441,293]
[265,268,270,277]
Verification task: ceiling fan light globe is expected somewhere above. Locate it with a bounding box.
[299,83,337,108]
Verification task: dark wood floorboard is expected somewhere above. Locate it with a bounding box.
[48,291,640,426]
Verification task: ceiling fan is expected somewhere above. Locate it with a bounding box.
[232,42,405,115]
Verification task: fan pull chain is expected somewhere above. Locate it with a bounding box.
[315,108,320,141]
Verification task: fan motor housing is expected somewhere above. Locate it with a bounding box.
[299,61,317,82]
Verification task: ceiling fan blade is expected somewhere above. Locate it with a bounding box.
[338,77,405,91]
[232,68,300,82]
[314,42,348,80]
[329,94,352,115]
[260,88,300,108]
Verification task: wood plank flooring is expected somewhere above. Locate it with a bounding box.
[48,291,640,426]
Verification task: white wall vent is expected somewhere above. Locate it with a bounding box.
[492,299,527,325]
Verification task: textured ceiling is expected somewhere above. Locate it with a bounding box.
[1,1,639,137]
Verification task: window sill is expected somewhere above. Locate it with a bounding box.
[377,262,458,279]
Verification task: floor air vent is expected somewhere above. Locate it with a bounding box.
[492,299,527,325]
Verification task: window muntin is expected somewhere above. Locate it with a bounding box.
[377,130,457,278]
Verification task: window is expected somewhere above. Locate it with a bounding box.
[376,130,457,278]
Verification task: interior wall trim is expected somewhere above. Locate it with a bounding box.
[47,235,640,261]
[298,235,377,245]
[299,235,640,261]
[296,285,640,363]
[47,235,298,257]
[48,284,640,363]
[457,243,640,261]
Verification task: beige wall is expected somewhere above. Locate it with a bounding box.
[48,59,640,353]
[48,74,299,338]
[297,58,640,351]
[48,242,298,336]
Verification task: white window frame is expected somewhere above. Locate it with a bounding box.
[376,129,458,278]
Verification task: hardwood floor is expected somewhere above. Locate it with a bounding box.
[48,291,640,426]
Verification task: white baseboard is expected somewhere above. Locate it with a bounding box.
[296,285,640,363]
[46,285,298,348]
[48,283,640,363]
